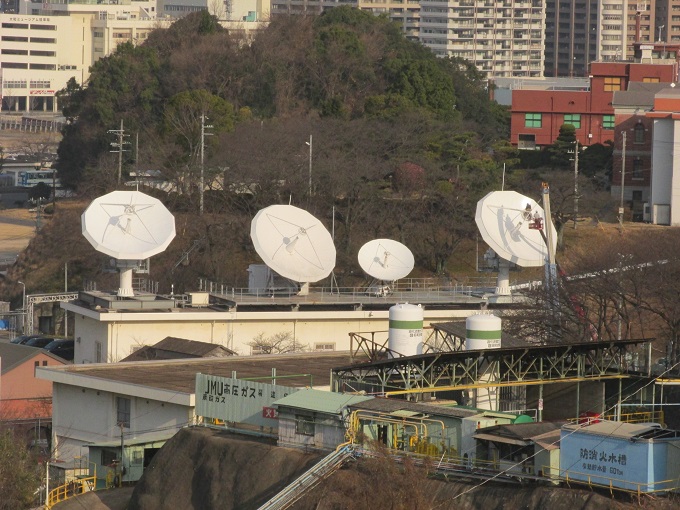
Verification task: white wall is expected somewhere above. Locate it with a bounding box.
[650,118,674,224]
[67,305,478,363]
[52,383,193,462]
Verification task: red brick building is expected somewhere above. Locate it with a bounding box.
[511,62,677,150]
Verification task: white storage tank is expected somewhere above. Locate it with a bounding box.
[388,303,423,357]
[466,314,502,350]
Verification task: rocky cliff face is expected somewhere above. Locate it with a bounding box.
[127,427,676,510]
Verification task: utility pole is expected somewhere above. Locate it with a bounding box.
[305,134,313,196]
[119,422,125,487]
[108,120,128,185]
[619,131,627,231]
[573,139,579,229]
[199,114,213,215]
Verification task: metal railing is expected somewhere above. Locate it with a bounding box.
[257,445,355,510]
[541,465,680,497]
[46,476,97,509]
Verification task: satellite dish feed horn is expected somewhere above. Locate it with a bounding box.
[82,190,176,297]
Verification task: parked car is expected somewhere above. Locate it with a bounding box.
[10,334,42,344]
[43,339,74,361]
[24,336,56,348]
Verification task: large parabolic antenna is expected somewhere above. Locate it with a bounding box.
[82,190,176,296]
[358,239,414,282]
[250,205,336,288]
[475,190,557,268]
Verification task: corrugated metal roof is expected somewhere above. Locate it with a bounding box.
[562,420,662,439]
[350,397,482,419]
[273,389,372,414]
[41,351,369,394]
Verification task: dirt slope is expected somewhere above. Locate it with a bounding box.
[127,427,324,510]
[53,427,679,510]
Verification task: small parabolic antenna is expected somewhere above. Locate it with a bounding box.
[250,204,336,295]
[81,190,176,297]
[358,239,414,282]
[475,191,557,295]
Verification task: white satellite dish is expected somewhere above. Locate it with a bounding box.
[358,239,414,282]
[250,204,336,294]
[476,191,556,268]
[82,190,176,297]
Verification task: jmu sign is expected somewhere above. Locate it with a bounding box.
[195,373,297,428]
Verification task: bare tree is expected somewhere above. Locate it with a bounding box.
[248,332,308,355]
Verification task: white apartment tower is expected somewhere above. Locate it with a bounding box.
[418,0,546,78]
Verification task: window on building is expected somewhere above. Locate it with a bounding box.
[632,157,643,179]
[1,62,28,69]
[1,23,28,29]
[101,449,117,466]
[643,77,660,83]
[2,49,28,55]
[634,123,645,143]
[518,133,537,150]
[42,360,47,366]
[1,36,28,42]
[564,114,581,128]
[604,77,622,91]
[295,415,315,436]
[525,113,542,128]
[95,341,102,363]
[30,24,56,30]
[30,50,56,57]
[30,80,51,88]
[35,361,39,368]
[29,37,56,44]
[3,80,26,88]
[29,64,56,70]
[602,115,615,129]
[314,343,336,351]
[117,397,131,428]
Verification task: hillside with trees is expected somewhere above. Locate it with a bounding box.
[51,8,519,280]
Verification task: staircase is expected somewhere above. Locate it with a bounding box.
[257,445,355,510]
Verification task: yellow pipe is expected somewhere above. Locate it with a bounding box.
[384,374,627,396]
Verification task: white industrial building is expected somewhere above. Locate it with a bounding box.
[35,351,358,482]
[61,288,492,363]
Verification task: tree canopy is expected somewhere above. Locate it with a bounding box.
[56,8,508,190]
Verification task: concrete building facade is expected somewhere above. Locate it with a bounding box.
[417,0,545,79]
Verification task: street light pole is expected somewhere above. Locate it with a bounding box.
[18,280,25,333]
[619,131,627,231]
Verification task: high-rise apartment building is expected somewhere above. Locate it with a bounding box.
[417,0,546,79]
[544,1,658,77]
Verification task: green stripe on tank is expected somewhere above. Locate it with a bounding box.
[466,329,501,339]
[389,320,423,329]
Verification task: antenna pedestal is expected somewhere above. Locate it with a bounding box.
[495,259,511,296]
[117,260,138,297]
